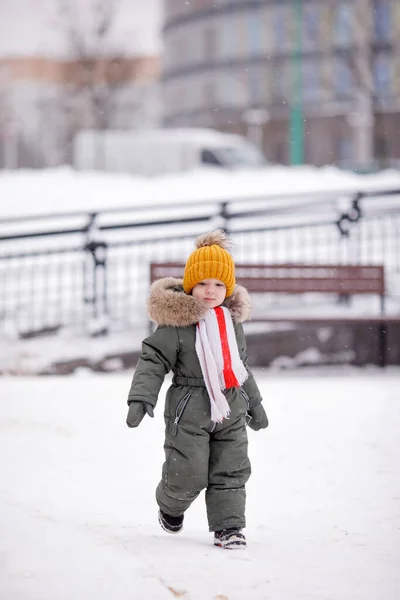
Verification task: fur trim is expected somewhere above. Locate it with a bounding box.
[147,277,251,327]
[225,285,251,323]
[195,229,231,250]
[147,277,208,327]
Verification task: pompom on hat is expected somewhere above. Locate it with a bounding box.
[183,230,236,297]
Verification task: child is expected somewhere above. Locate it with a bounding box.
[126,230,268,549]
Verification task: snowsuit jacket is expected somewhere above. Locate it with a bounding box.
[127,277,266,532]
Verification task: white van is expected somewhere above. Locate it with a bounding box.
[73,128,266,176]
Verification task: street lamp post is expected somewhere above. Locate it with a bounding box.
[290,0,304,165]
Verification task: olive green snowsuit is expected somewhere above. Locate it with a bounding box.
[127,279,265,532]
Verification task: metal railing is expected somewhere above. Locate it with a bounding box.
[0,186,399,339]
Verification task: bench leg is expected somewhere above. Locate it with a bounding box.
[378,323,387,368]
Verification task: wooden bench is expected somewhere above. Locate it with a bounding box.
[150,262,399,367]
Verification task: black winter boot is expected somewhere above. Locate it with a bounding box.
[214,528,247,549]
[158,509,184,534]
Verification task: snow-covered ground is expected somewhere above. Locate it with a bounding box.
[1,165,400,220]
[1,368,400,600]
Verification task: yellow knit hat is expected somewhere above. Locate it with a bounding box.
[183,230,236,297]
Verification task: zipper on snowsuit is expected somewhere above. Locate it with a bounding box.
[172,392,191,436]
[239,388,253,426]
[239,388,250,411]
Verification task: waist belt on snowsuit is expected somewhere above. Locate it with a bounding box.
[173,376,205,387]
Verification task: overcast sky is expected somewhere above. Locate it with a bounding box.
[0,0,163,57]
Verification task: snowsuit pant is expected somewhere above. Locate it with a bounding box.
[156,380,251,532]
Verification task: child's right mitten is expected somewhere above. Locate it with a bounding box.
[126,401,154,428]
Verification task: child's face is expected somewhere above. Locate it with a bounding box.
[192,279,226,308]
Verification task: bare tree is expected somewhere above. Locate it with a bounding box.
[53,0,141,166]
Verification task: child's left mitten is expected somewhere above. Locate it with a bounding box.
[247,403,268,431]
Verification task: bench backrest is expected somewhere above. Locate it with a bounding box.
[150,263,385,296]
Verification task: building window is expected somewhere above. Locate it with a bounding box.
[237,72,249,107]
[302,61,320,101]
[184,77,196,112]
[272,65,287,102]
[303,4,319,47]
[374,1,391,41]
[220,17,234,59]
[334,3,352,46]
[248,69,263,106]
[203,26,217,62]
[338,135,353,162]
[374,55,391,98]
[247,12,262,56]
[334,59,353,98]
[273,7,287,51]
[170,34,187,69]
[217,72,232,106]
[187,25,202,66]
[202,81,216,108]
[193,0,212,8]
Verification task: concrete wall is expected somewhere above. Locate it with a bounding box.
[44,321,400,374]
[245,322,400,369]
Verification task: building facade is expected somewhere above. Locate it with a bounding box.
[162,0,400,167]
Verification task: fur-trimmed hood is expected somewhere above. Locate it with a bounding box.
[147,277,251,327]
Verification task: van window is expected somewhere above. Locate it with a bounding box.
[201,149,223,166]
[215,145,265,167]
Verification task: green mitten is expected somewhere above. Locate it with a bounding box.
[126,402,154,428]
[247,403,268,431]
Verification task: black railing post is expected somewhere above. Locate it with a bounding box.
[83,213,108,336]
[218,201,229,233]
[378,323,387,368]
[336,192,363,238]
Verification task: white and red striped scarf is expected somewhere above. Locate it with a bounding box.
[195,306,248,424]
